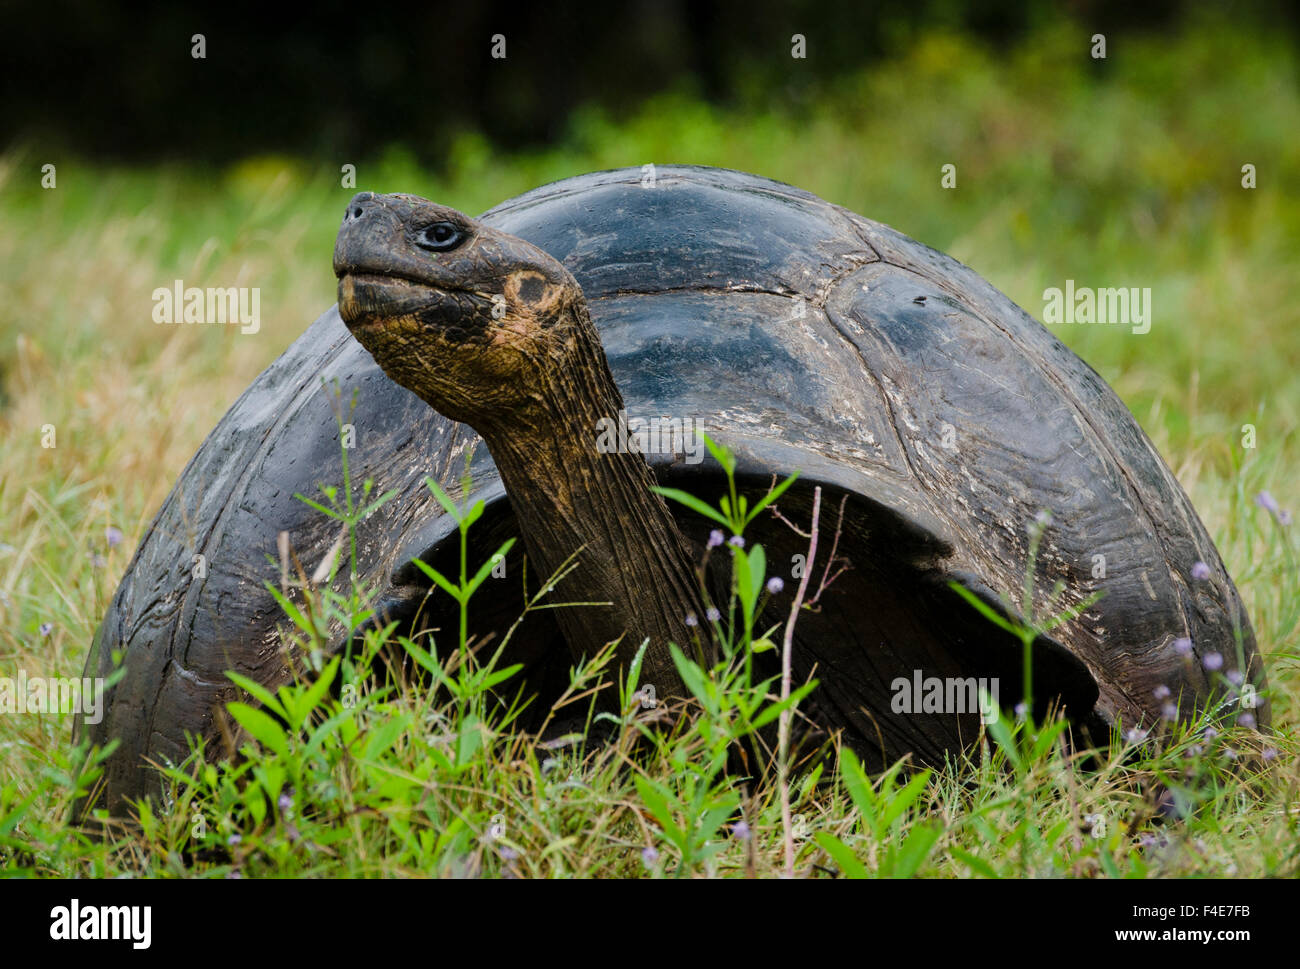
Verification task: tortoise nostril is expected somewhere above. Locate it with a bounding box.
[345,194,373,222]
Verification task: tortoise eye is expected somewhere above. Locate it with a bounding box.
[417,221,464,252]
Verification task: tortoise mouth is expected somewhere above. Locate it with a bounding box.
[337,272,443,331]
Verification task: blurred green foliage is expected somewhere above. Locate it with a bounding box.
[4,16,1296,458]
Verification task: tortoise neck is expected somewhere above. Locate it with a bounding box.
[479,301,704,697]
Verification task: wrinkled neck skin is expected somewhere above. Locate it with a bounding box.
[475,303,704,700]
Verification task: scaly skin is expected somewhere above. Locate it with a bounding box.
[334,191,706,700]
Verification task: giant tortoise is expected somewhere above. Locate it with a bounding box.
[76,166,1266,817]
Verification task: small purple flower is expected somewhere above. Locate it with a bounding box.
[497,845,519,861]
[1161,702,1178,722]
[732,820,751,841]
[707,529,725,549]
[1203,726,1219,740]
[1186,745,1203,757]
[39,622,54,637]
[1262,747,1279,762]
[227,833,242,846]
[1226,670,1244,687]
[685,613,699,628]
[766,576,784,595]
[1034,510,1052,528]
[1255,491,1280,515]
[1190,561,1210,581]
[1224,747,1238,761]
[705,606,721,623]
[727,534,745,549]
[278,792,292,812]
[641,846,659,867]
[1281,510,1294,526]
[1203,652,1223,672]
[105,526,123,548]
[1172,637,1193,657]
[1153,685,1171,700]
[1014,701,1028,722]
[1237,712,1257,730]
[1125,727,1149,744]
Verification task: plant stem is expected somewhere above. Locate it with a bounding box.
[779,486,820,878]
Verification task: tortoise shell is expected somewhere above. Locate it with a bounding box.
[78,166,1265,814]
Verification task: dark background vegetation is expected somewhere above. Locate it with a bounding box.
[8,0,1297,163]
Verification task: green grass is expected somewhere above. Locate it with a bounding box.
[0,16,1296,877]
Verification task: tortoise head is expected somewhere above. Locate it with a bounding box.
[333,191,585,428]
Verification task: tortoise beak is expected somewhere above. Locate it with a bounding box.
[334,191,401,280]
[336,192,436,331]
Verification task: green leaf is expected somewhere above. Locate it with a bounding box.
[434,815,469,857]
[1028,717,1071,761]
[814,832,870,878]
[891,823,941,877]
[466,538,516,595]
[749,680,818,730]
[669,644,717,716]
[363,713,411,761]
[985,708,1023,771]
[463,498,486,530]
[0,787,40,838]
[359,489,401,519]
[227,702,289,758]
[634,776,685,848]
[624,639,649,707]
[263,583,315,637]
[951,847,1000,878]
[252,762,285,804]
[399,637,446,682]
[735,544,766,623]
[701,433,737,477]
[697,796,741,846]
[650,486,731,528]
[293,493,341,520]
[225,670,289,721]
[948,581,1024,637]
[1039,589,1105,632]
[1098,846,1121,877]
[797,764,824,803]
[291,656,340,729]
[839,748,879,825]
[881,769,932,831]
[303,707,359,758]
[424,476,464,523]
[479,663,525,691]
[455,715,484,766]
[410,557,464,602]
